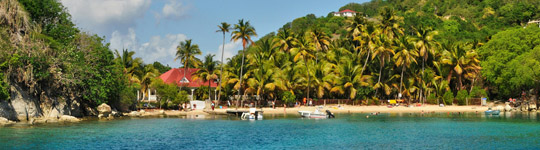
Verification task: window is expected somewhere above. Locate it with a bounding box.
[180,77,189,83]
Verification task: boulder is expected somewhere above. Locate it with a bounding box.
[111,109,120,117]
[0,117,14,125]
[127,111,140,117]
[97,103,112,116]
[504,103,512,112]
[69,99,83,117]
[59,115,80,122]
[159,110,165,115]
[496,105,504,111]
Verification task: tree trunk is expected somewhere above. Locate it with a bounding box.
[458,75,463,91]
[400,65,405,101]
[218,33,225,105]
[360,49,370,76]
[209,79,211,101]
[237,45,246,109]
[306,58,310,105]
[375,59,384,97]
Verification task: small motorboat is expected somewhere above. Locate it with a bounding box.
[298,106,335,118]
[485,108,501,116]
[241,108,263,120]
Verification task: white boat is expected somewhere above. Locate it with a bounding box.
[298,106,334,118]
[241,108,263,120]
[485,108,501,116]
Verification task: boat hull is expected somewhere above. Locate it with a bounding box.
[298,111,328,118]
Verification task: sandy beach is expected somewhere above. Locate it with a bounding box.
[205,104,490,115]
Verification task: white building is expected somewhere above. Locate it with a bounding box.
[333,9,357,17]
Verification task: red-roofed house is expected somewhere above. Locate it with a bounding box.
[159,68,218,88]
[333,9,357,17]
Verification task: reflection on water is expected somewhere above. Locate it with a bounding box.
[1,112,539,149]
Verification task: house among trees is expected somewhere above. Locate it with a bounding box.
[159,68,218,88]
[333,9,357,17]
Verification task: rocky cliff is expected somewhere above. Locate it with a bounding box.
[0,83,91,121]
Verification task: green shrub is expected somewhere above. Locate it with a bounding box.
[469,86,487,98]
[427,94,438,104]
[281,91,296,106]
[0,73,9,101]
[443,91,454,105]
[456,90,469,105]
[169,91,189,108]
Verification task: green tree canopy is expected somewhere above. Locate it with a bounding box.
[479,26,540,98]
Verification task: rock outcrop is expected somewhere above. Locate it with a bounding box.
[0,117,15,125]
[59,115,80,122]
[97,103,112,119]
[0,84,85,122]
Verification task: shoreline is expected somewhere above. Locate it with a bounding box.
[0,105,516,126]
[213,104,490,114]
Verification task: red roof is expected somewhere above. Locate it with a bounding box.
[159,68,218,88]
[337,9,356,13]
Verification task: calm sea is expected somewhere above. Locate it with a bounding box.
[1,112,540,149]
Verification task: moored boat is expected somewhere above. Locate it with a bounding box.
[298,106,335,118]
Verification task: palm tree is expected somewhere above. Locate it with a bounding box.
[231,19,257,103]
[216,22,231,104]
[245,38,278,104]
[139,64,159,102]
[311,60,335,99]
[372,34,395,96]
[393,36,418,100]
[193,54,219,101]
[412,27,438,103]
[330,58,372,100]
[114,49,143,84]
[441,43,481,90]
[175,39,202,84]
[309,28,330,64]
[272,28,296,53]
[291,34,315,101]
[379,7,403,40]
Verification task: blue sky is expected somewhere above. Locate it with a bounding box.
[61,0,369,68]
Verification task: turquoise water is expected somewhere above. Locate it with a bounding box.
[1,112,540,149]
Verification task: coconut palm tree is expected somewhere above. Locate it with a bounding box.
[311,60,336,99]
[413,27,439,75]
[139,64,159,101]
[308,28,330,64]
[193,54,219,101]
[441,42,481,90]
[371,34,395,96]
[245,38,278,102]
[231,19,257,102]
[272,28,296,53]
[291,34,315,102]
[379,7,403,40]
[216,22,231,104]
[114,49,143,84]
[175,39,202,84]
[330,57,372,100]
[393,36,418,100]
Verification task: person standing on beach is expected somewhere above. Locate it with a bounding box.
[211,102,215,111]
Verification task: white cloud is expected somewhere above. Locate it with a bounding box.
[110,28,188,67]
[214,41,242,63]
[161,0,190,20]
[61,0,151,35]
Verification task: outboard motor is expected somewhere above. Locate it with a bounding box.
[326,110,335,118]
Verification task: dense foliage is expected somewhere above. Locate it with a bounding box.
[479,26,540,99]
[210,0,540,106]
[0,0,133,111]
